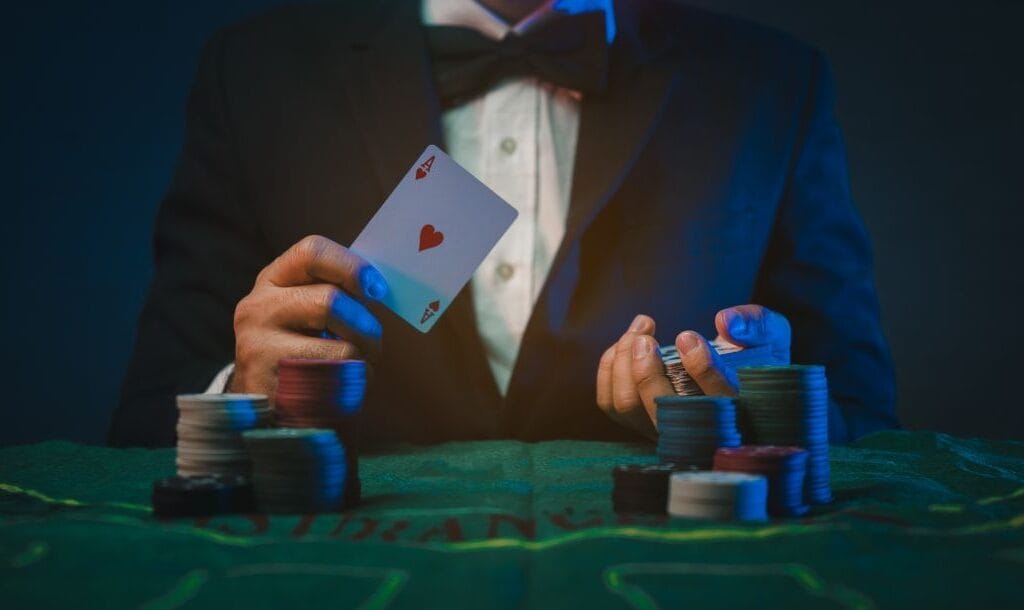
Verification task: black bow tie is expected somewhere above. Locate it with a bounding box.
[425,11,609,109]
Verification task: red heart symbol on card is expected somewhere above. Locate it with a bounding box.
[415,155,435,180]
[419,224,444,251]
[429,300,440,312]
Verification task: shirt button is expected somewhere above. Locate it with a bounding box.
[499,137,517,155]
[496,262,515,281]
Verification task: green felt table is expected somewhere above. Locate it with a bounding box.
[1,431,1023,609]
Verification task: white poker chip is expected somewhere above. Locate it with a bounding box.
[176,393,270,405]
[173,393,273,478]
[669,471,764,500]
[667,471,768,521]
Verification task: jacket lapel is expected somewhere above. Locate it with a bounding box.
[335,0,501,409]
[339,0,442,193]
[565,5,678,252]
[504,0,679,421]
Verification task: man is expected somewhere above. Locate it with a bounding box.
[110,0,898,447]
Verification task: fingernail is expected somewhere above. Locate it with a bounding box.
[632,335,652,360]
[727,313,748,339]
[629,315,646,332]
[679,332,701,355]
[361,312,382,338]
[360,266,388,301]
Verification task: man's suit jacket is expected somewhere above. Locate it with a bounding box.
[110,0,898,447]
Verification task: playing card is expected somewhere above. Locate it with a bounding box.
[350,145,518,332]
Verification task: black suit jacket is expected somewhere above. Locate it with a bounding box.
[111,0,898,447]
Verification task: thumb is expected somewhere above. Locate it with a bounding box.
[716,304,791,351]
[631,334,676,431]
[677,330,738,397]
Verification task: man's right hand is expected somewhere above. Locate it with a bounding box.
[228,235,388,397]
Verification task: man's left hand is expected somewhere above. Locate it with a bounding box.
[595,304,791,438]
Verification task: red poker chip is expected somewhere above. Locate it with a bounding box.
[276,418,342,427]
[276,384,364,392]
[276,389,363,396]
[713,446,807,473]
[275,393,364,401]
[277,376,364,382]
[278,358,366,366]
[276,381,365,389]
[272,405,327,415]
[276,376,366,385]
[276,381,365,387]
[277,362,367,377]
[274,401,362,410]
[275,357,367,418]
[716,446,805,458]
[274,402,348,409]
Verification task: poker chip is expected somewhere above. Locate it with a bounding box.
[275,358,367,417]
[737,365,832,504]
[611,463,692,514]
[659,341,776,396]
[242,428,348,514]
[151,474,255,519]
[667,471,768,522]
[275,358,366,507]
[174,394,272,477]
[713,445,809,517]
[655,396,742,467]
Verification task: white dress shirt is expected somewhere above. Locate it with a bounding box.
[207,0,614,396]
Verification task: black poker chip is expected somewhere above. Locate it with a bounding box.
[151,474,255,518]
[654,396,742,467]
[611,463,693,515]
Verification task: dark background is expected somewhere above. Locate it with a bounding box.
[3,1,1021,446]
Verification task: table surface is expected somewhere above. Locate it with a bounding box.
[1,431,1022,609]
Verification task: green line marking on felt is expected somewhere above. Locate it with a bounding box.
[978,487,1024,506]
[138,565,408,610]
[224,564,409,610]
[139,569,210,610]
[9,541,49,568]
[603,563,876,610]
[0,482,151,513]
[429,522,848,553]
[0,483,84,507]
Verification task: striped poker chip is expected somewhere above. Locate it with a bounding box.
[173,393,273,478]
[611,463,693,515]
[242,428,348,514]
[737,365,832,505]
[654,396,743,467]
[667,471,768,522]
[714,445,809,517]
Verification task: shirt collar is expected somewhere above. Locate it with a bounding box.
[421,0,616,43]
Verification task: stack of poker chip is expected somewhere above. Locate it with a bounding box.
[655,396,742,467]
[667,471,768,522]
[274,358,367,507]
[275,358,367,420]
[175,394,273,477]
[660,341,774,396]
[151,474,255,519]
[611,463,688,514]
[242,428,347,514]
[737,365,832,504]
[713,446,809,517]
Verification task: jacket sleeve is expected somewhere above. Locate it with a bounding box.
[753,52,899,442]
[109,31,270,447]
